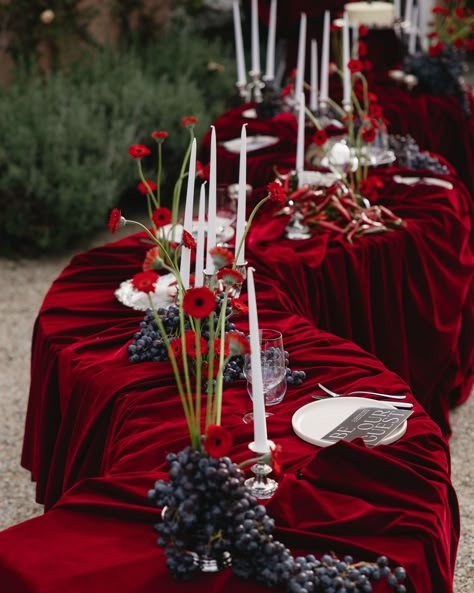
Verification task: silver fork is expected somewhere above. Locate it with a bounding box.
[317,383,407,400]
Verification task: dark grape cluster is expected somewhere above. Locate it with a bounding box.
[403,45,470,115]
[129,305,307,389]
[128,294,237,364]
[148,447,408,592]
[389,134,450,174]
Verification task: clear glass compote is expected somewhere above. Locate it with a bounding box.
[242,329,287,424]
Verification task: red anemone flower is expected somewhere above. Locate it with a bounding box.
[267,181,287,203]
[131,271,159,294]
[152,207,172,228]
[182,230,196,250]
[137,180,157,195]
[348,59,363,74]
[108,208,124,233]
[184,330,208,357]
[128,144,151,159]
[227,331,250,356]
[151,131,168,140]
[181,116,198,128]
[209,245,234,270]
[204,424,232,458]
[216,267,244,288]
[182,286,216,319]
[312,129,328,146]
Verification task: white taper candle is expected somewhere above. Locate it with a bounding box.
[232,0,247,85]
[309,38,318,111]
[205,126,217,273]
[296,91,305,172]
[247,266,270,453]
[235,124,247,266]
[251,0,261,74]
[294,12,307,106]
[264,0,277,81]
[320,10,330,106]
[194,183,206,288]
[179,137,196,289]
[342,12,351,108]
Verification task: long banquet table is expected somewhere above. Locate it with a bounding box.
[199,104,474,436]
[0,232,461,592]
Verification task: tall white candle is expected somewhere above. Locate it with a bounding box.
[235,124,247,266]
[408,5,418,54]
[232,0,247,86]
[205,126,217,274]
[194,183,206,288]
[394,0,401,20]
[309,39,318,111]
[264,0,277,81]
[246,266,270,453]
[351,23,359,59]
[179,137,196,289]
[342,13,351,108]
[251,0,261,74]
[404,0,413,25]
[296,92,305,173]
[294,12,307,106]
[319,10,330,106]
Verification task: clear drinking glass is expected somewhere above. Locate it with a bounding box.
[242,329,287,424]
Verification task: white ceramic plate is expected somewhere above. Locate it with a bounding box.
[221,135,280,154]
[292,396,407,447]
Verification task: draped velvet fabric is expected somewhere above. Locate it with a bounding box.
[0,239,460,591]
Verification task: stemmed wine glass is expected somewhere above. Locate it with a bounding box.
[242,329,287,424]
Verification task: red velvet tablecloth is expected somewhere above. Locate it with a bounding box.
[0,240,460,591]
[245,167,474,436]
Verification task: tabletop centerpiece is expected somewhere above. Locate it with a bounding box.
[402,0,474,114]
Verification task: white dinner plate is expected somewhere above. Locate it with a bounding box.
[221,135,280,154]
[292,396,408,447]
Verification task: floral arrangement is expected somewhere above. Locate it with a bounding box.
[108,120,407,591]
[402,0,474,114]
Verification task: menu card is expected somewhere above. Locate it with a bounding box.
[322,407,413,447]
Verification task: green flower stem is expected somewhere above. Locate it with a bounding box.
[171,128,194,226]
[148,297,198,448]
[137,160,159,209]
[178,292,193,407]
[194,318,203,437]
[124,218,179,275]
[326,96,347,119]
[205,312,216,427]
[234,194,271,267]
[305,107,322,130]
[156,142,163,207]
[212,289,231,425]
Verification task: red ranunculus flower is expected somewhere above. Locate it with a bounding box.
[108,208,124,233]
[137,180,157,195]
[181,116,198,128]
[196,160,210,179]
[142,247,164,272]
[359,24,369,37]
[358,40,368,57]
[267,180,287,203]
[227,331,250,356]
[128,144,151,159]
[204,424,232,458]
[312,129,328,146]
[182,229,196,250]
[131,271,159,293]
[209,245,234,270]
[270,443,283,478]
[151,131,168,140]
[213,337,230,357]
[230,298,249,315]
[429,41,445,56]
[368,103,383,119]
[182,286,216,319]
[216,267,244,288]
[432,6,449,14]
[348,59,364,73]
[169,337,183,360]
[184,330,208,357]
[361,126,377,143]
[152,207,172,228]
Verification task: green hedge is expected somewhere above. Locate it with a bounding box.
[0,26,236,256]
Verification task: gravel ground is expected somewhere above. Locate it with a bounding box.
[0,225,472,591]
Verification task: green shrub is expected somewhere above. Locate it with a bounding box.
[0,26,236,256]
